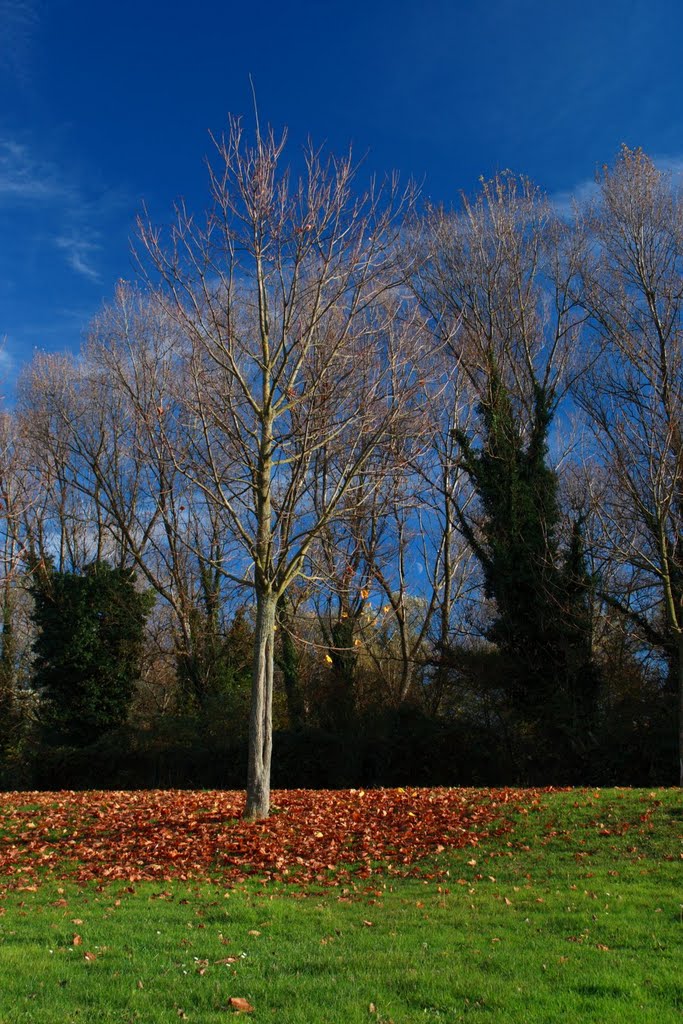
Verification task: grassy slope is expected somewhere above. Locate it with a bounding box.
[0,788,680,1023]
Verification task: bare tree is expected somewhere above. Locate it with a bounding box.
[407,369,479,714]
[303,367,476,720]
[18,353,113,573]
[411,174,596,769]
[577,147,683,783]
[414,173,584,422]
[307,458,384,727]
[20,292,243,713]
[85,286,241,707]
[0,411,32,737]
[136,118,424,817]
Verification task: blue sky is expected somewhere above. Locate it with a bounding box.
[2,0,682,389]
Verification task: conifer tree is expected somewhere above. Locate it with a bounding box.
[31,562,154,747]
[454,372,599,767]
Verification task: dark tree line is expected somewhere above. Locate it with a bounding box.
[0,139,680,807]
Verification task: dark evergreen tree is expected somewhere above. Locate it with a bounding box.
[453,370,600,772]
[31,562,154,747]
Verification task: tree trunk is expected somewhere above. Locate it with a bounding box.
[245,588,277,819]
[678,634,683,787]
[0,583,15,756]
[277,596,304,730]
[0,582,15,697]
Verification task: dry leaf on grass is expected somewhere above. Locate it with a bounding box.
[227,996,254,1013]
[0,788,545,887]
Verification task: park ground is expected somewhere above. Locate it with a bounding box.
[0,786,680,1023]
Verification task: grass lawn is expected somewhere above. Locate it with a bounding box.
[0,787,680,1022]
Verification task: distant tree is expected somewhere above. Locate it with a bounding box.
[415,174,599,772]
[18,353,114,574]
[19,300,243,715]
[576,146,683,783]
[136,118,425,817]
[0,411,33,763]
[31,562,154,747]
[275,592,306,730]
[455,376,599,758]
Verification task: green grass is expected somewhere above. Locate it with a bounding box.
[0,788,681,1023]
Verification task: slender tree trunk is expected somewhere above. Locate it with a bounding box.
[678,634,683,788]
[0,581,14,694]
[0,582,15,757]
[329,618,357,731]
[277,595,304,730]
[245,588,277,819]
[0,584,15,692]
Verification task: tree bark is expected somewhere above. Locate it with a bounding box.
[277,595,304,730]
[244,588,276,819]
[678,634,683,788]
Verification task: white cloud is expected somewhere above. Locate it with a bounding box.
[0,140,75,203]
[552,151,683,219]
[551,177,599,219]
[54,235,102,282]
[0,138,119,282]
[0,0,40,85]
[0,343,15,374]
[652,153,683,183]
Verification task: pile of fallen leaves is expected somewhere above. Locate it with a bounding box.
[0,787,546,888]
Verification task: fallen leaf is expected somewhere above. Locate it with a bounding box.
[83,951,97,961]
[228,996,254,1013]
[0,787,545,890]
[72,934,82,946]
[362,920,374,927]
